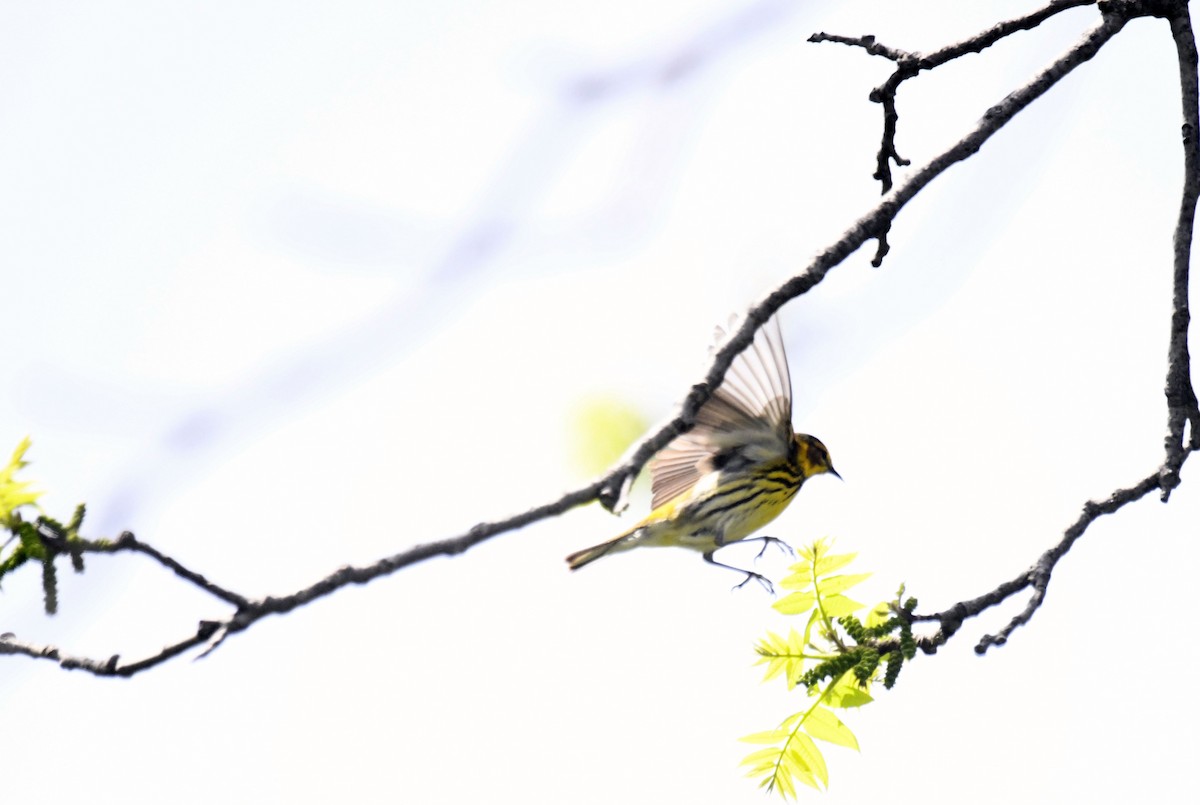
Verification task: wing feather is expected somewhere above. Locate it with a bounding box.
[649,314,796,509]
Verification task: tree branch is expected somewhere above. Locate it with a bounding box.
[0,621,221,677]
[909,468,1168,654]
[67,532,250,609]
[812,0,1098,195]
[1160,1,1200,500]
[603,6,1129,496]
[891,0,1200,656]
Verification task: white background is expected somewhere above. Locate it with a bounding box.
[3,1,1197,803]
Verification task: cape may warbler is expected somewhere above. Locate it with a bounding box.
[566,315,837,590]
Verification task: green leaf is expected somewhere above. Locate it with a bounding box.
[754,632,787,673]
[742,746,782,763]
[742,721,829,796]
[813,551,857,577]
[818,593,864,619]
[801,608,823,652]
[754,630,810,689]
[813,572,871,596]
[787,733,828,789]
[757,659,784,682]
[825,671,874,708]
[741,730,789,745]
[797,539,826,563]
[775,768,799,799]
[777,571,814,591]
[0,436,32,479]
[864,602,891,629]
[804,706,859,750]
[742,746,784,773]
[745,539,897,796]
[0,437,41,529]
[773,591,816,615]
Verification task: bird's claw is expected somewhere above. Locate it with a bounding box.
[731,570,775,595]
[752,536,795,562]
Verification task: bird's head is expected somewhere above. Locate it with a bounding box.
[793,434,840,480]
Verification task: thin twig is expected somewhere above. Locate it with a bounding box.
[806,33,912,62]
[73,532,250,609]
[920,0,1098,69]
[813,0,1098,196]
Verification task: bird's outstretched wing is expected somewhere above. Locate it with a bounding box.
[649,315,795,510]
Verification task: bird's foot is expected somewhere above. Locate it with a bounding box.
[704,549,776,594]
[748,535,795,562]
[731,569,775,595]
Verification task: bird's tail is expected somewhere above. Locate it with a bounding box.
[566,527,640,570]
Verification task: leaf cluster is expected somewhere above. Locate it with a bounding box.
[0,439,91,614]
[741,538,916,797]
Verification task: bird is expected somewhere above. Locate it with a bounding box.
[566,314,838,591]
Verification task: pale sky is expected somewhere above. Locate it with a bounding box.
[3,2,1197,803]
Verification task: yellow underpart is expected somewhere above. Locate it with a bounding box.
[621,461,803,554]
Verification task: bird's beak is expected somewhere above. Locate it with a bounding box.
[828,466,842,481]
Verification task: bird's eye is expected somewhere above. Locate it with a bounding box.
[806,441,829,468]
